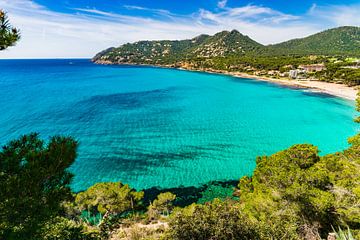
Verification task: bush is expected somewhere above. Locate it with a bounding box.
[0,133,78,239]
[39,217,100,240]
[167,199,260,240]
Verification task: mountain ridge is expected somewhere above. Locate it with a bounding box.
[268,26,360,55]
[93,26,360,65]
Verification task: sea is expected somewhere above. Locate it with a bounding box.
[0,59,358,193]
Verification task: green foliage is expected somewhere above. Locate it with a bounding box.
[0,10,20,50]
[166,136,360,239]
[92,30,265,64]
[38,217,100,240]
[320,141,360,230]
[315,63,360,86]
[167,199,261,240]
[148,192,176,218]
[355,91,360,122]
[94,26,360,64]
[333,226,356,240]
[188,55,322,71]
[75,182,144,216]
[239,144,336,238]
[0,133,78,239]
[268,26,360,56]
[189,30,264,57]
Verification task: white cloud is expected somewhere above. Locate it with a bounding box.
[0,0,204,58]
[198,5,299,24]
[71,8,117,17]
[217,0,227,9]
[308,3,317,14]
[0,0,359,58]
[308,4,360,27]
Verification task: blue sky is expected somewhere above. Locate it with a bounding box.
[33,0,360,15]
[1,0,359,58]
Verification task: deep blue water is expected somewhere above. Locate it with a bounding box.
[0,59,358,191]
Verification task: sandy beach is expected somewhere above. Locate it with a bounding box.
[231,72,358,101]
[177,67,359,101]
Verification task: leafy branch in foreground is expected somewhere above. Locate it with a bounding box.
[0,10,20,50]
[0,133,78,239]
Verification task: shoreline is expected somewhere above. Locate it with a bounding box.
[178,67,358,101]
[94,61,358,101]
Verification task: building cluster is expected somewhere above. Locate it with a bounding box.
[289,64,326,80]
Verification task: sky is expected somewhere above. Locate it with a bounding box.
[0,0,360,58]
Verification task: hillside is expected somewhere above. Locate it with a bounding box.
[93,26,360,65]
[92,30,265,64]
[92,26,360,86]
[269,26,360,55]
[92,35,206,64]
[190,30,264,58]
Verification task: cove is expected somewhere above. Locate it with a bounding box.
[0,59,358,192]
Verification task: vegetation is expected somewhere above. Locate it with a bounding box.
[0,10,20,50]
[355,91,360,123]
[93,26,360,86]
[0,133,78,239]
[75,182,144,222]
[316,63,360,86]
[333,227,356,240]
[92,30,265,65]
[1,129,359,239]
[38,217,97,240]
[148,192,176,218]
[166,138,360,240]
[268,26,360,56]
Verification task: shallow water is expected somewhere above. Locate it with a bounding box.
[0,59,358,191]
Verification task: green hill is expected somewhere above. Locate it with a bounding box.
[189,30,264,58]
[269,26,360,56]
[93,26,360,65]
[92,35,207,64]
[92,30,265,64]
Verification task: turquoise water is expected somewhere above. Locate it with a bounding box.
[0,59,358,192]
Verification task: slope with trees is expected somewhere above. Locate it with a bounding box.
[269,26,360,56]
[92,30,265,65]
[93,26,360,86]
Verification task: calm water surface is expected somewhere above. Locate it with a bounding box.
[0,59,358,191]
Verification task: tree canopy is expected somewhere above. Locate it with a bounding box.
[0,133,78,239]
[75,182,144,217]
[148,192,176,218]
[166,137,360,239]
[0,10,20,50]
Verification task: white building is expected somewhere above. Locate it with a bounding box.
[289,70,298,79]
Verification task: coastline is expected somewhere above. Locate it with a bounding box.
[178,67,358,101]
[95,61,358,101]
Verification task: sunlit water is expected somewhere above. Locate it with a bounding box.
[0,59,358,192]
